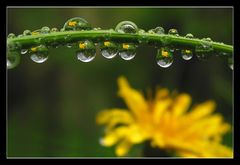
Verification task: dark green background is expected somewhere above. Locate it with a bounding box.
[7,7,233,157]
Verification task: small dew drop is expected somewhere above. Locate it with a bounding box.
[41,26,50,34]
[51,28,59,32]
[7,33,16,39]
[168,29,179,36]
[23,30,31,36]
[185,33,194,38]
[156,47,173,68]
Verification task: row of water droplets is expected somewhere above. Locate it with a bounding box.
[7,17,233,70]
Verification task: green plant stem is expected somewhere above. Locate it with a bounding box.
[7,30,233,55]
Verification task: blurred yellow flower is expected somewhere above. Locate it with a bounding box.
[96,76,233,157]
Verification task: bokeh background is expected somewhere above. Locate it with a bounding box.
[7,7,233,157]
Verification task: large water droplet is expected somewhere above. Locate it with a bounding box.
[30,45,49,63]
[168,29,179,36]
[181,49,193,60]
[119,43,136,60]
[115,21,138,34]
[76,40,96,62]
[100,41,118,59]
[63,17,92,31]
[7,51,20,69]
[156,47,173,68]
[228,57,233,70]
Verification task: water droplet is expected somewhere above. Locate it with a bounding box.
[7,51,20,69]
[195,40,213,60]
[204,37,212,42]
[149,27,165,34]
[31,29,41,35]
[185,33,194,38]
[119,43,136,60]
[7,33,16,39]
[228,57,233,70]
[63,17,92,31]
[51,28,58,32]
[181,49,193,60]
[138,29,145,34]
[156,47,173,68]
[168,29,178,36]
[100,41,118,59]
[18,34,24,38]
[21,49,28,55]
[29,45,49,63]
[23,30,31,36]
[41,26,50,34]
[76,40,96,62]
[115,21,138,34]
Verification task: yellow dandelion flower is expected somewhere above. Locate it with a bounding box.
[96,76,232,157]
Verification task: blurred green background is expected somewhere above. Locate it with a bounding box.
[7,7,233,157]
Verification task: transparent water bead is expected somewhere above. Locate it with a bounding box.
[23,30,31,36]
[7,51,20,69]
[41,26,50,34]
[51,27,59,32]
[119,43,136,60]
[156,47,173,68]
[76,40,96,62]
[168,29,179,36]
[7,33,16,39]
[63,17,92,31]
[100,41,119,59]
[228,57,233,70]
[185,33,194,38]
[181,49,193,60]
[115,21,138,34]
[30,45,49,63]
[195,40,213,60]
[148,27,165,34]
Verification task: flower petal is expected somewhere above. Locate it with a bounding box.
[171,93,191,117]
[115,139,132,156]
[117,76,148,119]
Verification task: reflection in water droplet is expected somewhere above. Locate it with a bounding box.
[76,40,96,62]
[115,21,138,34]
[119,43,136,60]
[181,49,193,60]
[100,41,118,59]
[156,47,173,68]
[63,17,92,31]
[148,27,165,34]
[7,51,20,69]
[66,43,73,48]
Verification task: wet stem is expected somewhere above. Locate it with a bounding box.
[7,30,233,56]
